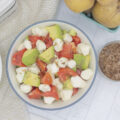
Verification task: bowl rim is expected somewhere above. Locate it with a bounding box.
[6,19,98,111]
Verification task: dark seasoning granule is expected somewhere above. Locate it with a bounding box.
[99,43,120,80]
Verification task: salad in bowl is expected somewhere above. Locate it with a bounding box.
[7,21,97,109]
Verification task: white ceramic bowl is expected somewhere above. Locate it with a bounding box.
[6,20,97,110]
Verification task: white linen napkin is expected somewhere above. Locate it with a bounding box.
[0,0,59,120]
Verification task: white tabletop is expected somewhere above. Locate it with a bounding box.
[29,0,120,120]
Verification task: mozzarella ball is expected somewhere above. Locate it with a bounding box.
[16,67,28,83]
[81,69,93,80]
[50,73,55,80]
[47,63,59,74]
[28,63,40,74]
[71,76,86,88]
[77,43,90,56]
[16,67,28,74]
[36,40,46,53]
[58,57,68,68]
[24,39,32,50]
[53,38,63,52]
[63,33,72,43]
[55,54,58,59]
[20,84,32,93]
[60,90,73,101]
[16,73,24,83]
[44,97,55,104]
[54,55,59,63]
[32,27,48,37]
[53,78,63,90]
[17,43,25,51]
[67,60,76,69]
[55,57,59,64]
[39,84,51,92]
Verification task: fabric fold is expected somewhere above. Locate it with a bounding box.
[0,0,59,120]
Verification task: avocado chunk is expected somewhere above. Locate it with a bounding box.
[63,30,67,34]
[46,24,63,40]
[22,49,39,66]
[69,29,77,36]
[25,36,29,40]
[72,67,76,72]
[74,54,90,70]
[39,46,54,64]
[63,79,73,89]
[23,71,40,87]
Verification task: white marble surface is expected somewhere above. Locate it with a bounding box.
[29,0,120,120]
